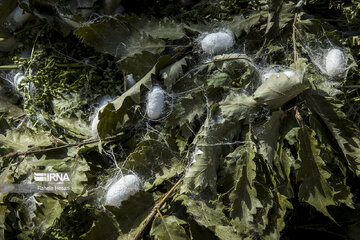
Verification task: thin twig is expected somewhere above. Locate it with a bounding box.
[203,56,252,64]
[294,106,304,129]
[134,175,184,240]
[343,85,360,88]
[0,65,19,70]
[156,208,174,240]
[2,135,122,159]
[292,12,299,64]
[254,38,267,60]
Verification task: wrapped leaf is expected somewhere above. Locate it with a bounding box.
[253,59,309,108]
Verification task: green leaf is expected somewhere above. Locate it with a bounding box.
[262,192,292,239]
[105,191,154,238]
[0,128,52,152]
[150,215,189,240]
[119,131,183,190]
[253,59,309,108]
[228,145,263,234]
[124,15,186,40]
[206,53,260,91]
[177,194,239,240]
[309,115,354,208]
[0,205,6,240]
[164,90,206,129]
[218,91,256,121]
[181,119,242,192]
[161,56,190,91]
[207,71,232,89]
[118,51,160,79]
[303,90,360,176]
[265,1,294,38]
[0,99,23,117]
[257,111,284,167]
[74,18,165,58]
[33,195,65,235]
[297,126,336,221]
[54,117,92,139]
[80,209,119,240]
[229,12,267,36]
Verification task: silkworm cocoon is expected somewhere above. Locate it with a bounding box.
[14,73,25,86]
[262,71,277,82]
[126,74,136,89]
[105,174,141,206]
[91,113,100,136]
[190,147,203,164]
[262,69,296,82]
[200,30,235,55]
[282,69,296,78]
[146,86,166,120]
[91,97,113,136]
[325,49,345,76]
[10,6,31,25]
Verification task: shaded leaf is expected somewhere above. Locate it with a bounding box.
[181,118,242,192]
[80,209,119,240]
[257,110,284,167]
[297,126,336,221]
[230,12,267,36]
[150,215,189,240]
[33,195,64,234]
[74,18,165,58]
[106,191,154,238]
[177,194,239,240]
[118,51,160,79]
[0,205,6,240]
[124,15,186,40]
[228,145,262,234]
[161,56,190,91]
[0,128,52,152]
[304,90,360,176]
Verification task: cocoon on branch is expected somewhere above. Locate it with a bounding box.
[262,69,296,83]
[254,63,309,108]
[10,6,31,25]
[146,86,166,120]
[200,30,235,55]
[105,174,141,206]
[325,49,345,76]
